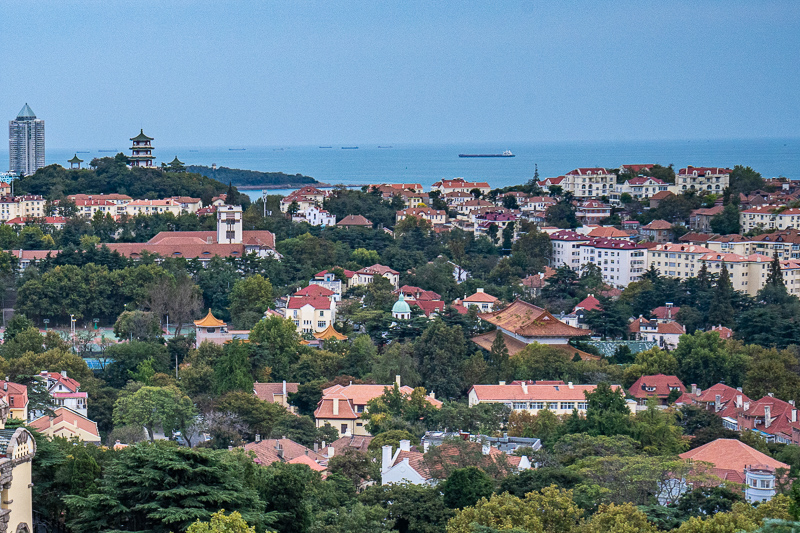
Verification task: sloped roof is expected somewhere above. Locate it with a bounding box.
[288,454,326,471]
[295,284,335,297]
[253,382,299,402]
[478,300,589,338]
[313,324,348,341]
[651,306,680,320]
[16,103,36,119]
[628,374,685,399]
[574,295,601,312]
[470,382,619,401]
[29,407,100,441]
[463,291,498,303]
[642,219,673,230]
[338,214,372,226]
[287,296,332,310]
[68,154,83,163]
[329,435,373,454]
[651,191,674,200]
[130,129,153,141]
[194,309,226,328]
[680,439,787,474]
[244,438,326,465]
[587,226,629,239]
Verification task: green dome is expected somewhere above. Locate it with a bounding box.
[392,294,411,315]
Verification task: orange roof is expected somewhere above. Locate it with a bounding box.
[313,324,348,341]
[469,382,619,402]
[29,407,100,440]
[680,439,788,474]
[643,219,673,230]
[587,226,629,238]
[463,290,499,303]
[253,382,299,402]
[288,454,326,471]
[194,309,226,328]
[478,300,589,338]
[295,284,335,297]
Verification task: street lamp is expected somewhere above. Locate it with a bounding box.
[43,318,49,331]
[93,318,99,331]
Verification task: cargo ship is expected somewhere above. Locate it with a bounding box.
[459,150,514,158]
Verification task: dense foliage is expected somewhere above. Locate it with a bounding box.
[187,165,318,187]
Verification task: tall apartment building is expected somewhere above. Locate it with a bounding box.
[9,104,45,176]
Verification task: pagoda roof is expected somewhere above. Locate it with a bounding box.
[313,324,348,341]
[169,156,184,165]
[16,103,36,120]
[130,129,154,141]
[194,309,226,328]
[68,154,84,163]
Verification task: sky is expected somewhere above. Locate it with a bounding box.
[1,0,799,148]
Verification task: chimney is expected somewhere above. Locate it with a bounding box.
[499,381,506,386]
[399,439,411,452]
[715,394,722,412]
[568,382,574,389]
[736,395,742,408]
[62,370,67,378]
[482,442,491,455]
[328,446,335,457]
[765,405,772,428]
[313,443,318,452]
[344,426,351,437]
[395,375,401,387]
[744,401,750,411]
[423,440,430,452]
[381,445,393,473]
[666,302,673,320]
[429,392,435,400]
[521,382,528,395]
[282,380,287,398]
[792,409,798,423]
[332,398,339,416]
[477,288,484,293]
[255,434,261,443]
[768,392,774,398]
[275,442,284,458]
[691,384,697,395]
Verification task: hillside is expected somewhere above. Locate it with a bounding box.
[13,156,237,204]
[186,165,319,188]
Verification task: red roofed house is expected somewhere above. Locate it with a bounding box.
[254,381,299,414]
[679,383,750,431]
[628,374,685,408]
[468,380,630,416]
[690,206,725,233]
[679,439,788,502]
[617,176,668,199]
[279,186,326,214]
[431,178,490,196]
[396,207,448,226]
[737,394,800,445]
[677,166,732,193]
[285,292,337,334]
[37,370,87,417]
[310,269,356,300]
[29,407,101,443]
[629,317,685,349]
[651,303,680,322]
[538,168,616,199]
[650,190,675,209]
[244,437,327,471]
[0,380,29,420]
[353,264,400,290]
[460,288,499,312]
[640,220,674,243]
[314,378,442,438]
[711,325,733,339]
[337,214,373,228]
[573,294,600,313]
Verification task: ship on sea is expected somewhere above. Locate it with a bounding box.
[459,150,514,158]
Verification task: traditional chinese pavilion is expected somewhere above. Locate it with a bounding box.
[129,129,155,167]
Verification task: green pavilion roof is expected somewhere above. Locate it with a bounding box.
[16,103,36,120]
[130,129,154,141]
[169,156,184,165]
[68,154,83,163]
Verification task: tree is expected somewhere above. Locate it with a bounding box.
[672,332,749,389]
[214,340,255,394]
[215,391,290,440]
[707,262,735,327]
[742,345,800,405]
[581,503,657,533]
[487,332,510,382]
[709,203,741,235]
[187,510,256,533]
[343,334,378,377]
[552,433,638,466]
[327,449,377,487]
[65,442,263,533]
[632,397,688,455]
[3,313,35,343]
[583,382,633,437]
[442,466,495,509]
[228,274,274,329]
[359,484,453,533]
[413,320,468,400]
[113,310,162,342]
[249,315,303,380]
[113,385,197,441]
[546,198,579,229]
[677,486,744,517]
[446,486,582,533]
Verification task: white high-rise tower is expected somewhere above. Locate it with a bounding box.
[9,104,45,176]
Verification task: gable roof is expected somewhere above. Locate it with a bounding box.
[651,305,680,320]
[680,438,787,475]
[295,284,335,297]
[463,290,498,303]
[628,374,685,399]
[338,214,372,226]
[478,300,589,338]
[642,219,673,230]
[243,438,326,466]
[29,407,100,442]
[253,382,299,402]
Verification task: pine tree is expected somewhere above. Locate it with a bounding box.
[708,262,735,327]
[696,262,711,291]
[759,251,790,305]
[488,331,510,382]
[226,181,236,205]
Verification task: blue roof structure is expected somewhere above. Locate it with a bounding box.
[16,103,36,120]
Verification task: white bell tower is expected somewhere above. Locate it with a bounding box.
[217,205,243,244]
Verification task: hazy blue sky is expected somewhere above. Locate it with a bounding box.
[2,0,798,148]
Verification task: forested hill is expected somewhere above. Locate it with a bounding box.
[14,156,235,204]
[186,165,318,188]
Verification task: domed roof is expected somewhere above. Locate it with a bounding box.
[392,294,411,315]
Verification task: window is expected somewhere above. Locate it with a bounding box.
[530,402,544,410]
[547,402,558,410]
[341,424,348,434]
[560,402,575,410]
[578,402,588,410]
[513,402,527,410]
[317,321,326,328]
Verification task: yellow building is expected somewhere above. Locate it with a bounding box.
[0,398,36,533]
[29,407,101,444]
[697,252,771,296]
[646,243,713,280]
[0,381,28,421]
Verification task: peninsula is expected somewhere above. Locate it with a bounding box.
[187,165,320,189]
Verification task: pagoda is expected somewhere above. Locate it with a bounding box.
[129,129,155,167]
[68,154,83,169]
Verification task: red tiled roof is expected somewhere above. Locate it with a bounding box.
[651,191,674,200]
[329,435,373,454]
[29,407,100,439]
[680,439,787,477]
[338,214,372,226]
[628,374,685,400]
[357,264,399,276]
[413,299,446,317]
[678,166,733,176]
[470,382,619,401]
[642,219,673,230]
[565,168,609,176]
[651,306,680,320]
[287,296,333,310]
[295,285,335,297]
[0,380,28,408]
[711,325,733,339]
[587,227,629,238]
[253,382,299,402]
[463,291,498,303]
[243,438,326,466]
[478,300,589,338]
[39,371,81,393]
[574,295,601,312]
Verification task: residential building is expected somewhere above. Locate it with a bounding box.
[125,198,183,217]
[538,168,616,199]
[628,374,685,408]
[456,199,494,215]
[550,229,590,270]
[651,303,680,322]
[309,270,347,301]
[575,200,611,225]
[586,226,630,239]
[689,206,725,233]
[396,207,447,226]
[698,252,772,296]
[646,243,714,280]
[629,317,685,349]
[279,186,327,213]
[431,178,490,195]
[29,407,100,443]
[5,216,67,229]
[3,249,53,271]
[9,103,45,176]
[0,380,28,420]
[616,176,669,199]
[314,379,442,437]
[736,394,800,445]
[244,437,327,470]
[676,166,731,193]
[468,380,628,416]
[679,439,788,503]
[649,190,674,208]
[285,291,337,334]
[129,129,155,168]
[300,205,336,226]
[442,191,474,206]
[352,264,400,290]
[740,206,800,233]
[337,214,372,228]
[576,237,647,287]
[746,230,800,259]
[461,288,499,312]
[170,196,203,213]
[0,399,37,533]
[640,220,674,243]
[36,371,87,417]
[679,383,750,431]
[368,183,424,194]
[254,381,299,414]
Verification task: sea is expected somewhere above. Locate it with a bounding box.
[4,138,799,202]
